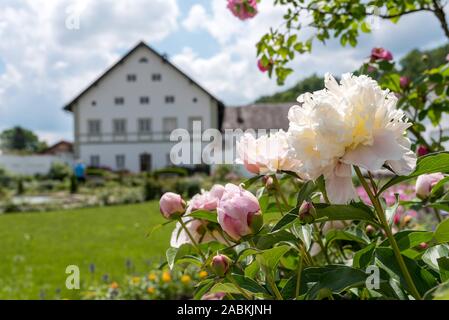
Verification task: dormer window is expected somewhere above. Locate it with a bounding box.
[115,97,125,105]
[140,96,150,105]
[165,96,175,104]
[127,74,137,82]
[139,57,148,63]
[152,74,162,82]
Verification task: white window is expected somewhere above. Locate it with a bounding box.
[88,120,101,135]
[113,119,127,135]
[139,57,148,63]
[90,155,100,167]
[114,97,125,105]
[165,96,175,104]
[152,73,162,81]
[140,96,150,105]
[116,154,126,170]
[127,74,137,82]
[163,117,178,133]
[138,118,152,134]
[188,117,203,132]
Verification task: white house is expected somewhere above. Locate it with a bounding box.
[64,41,224,173]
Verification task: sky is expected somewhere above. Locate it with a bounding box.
[0,0,447,144]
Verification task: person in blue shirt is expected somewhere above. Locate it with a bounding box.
[74,160,86,183]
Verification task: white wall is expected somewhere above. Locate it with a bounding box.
[0,154,74,175]
[73,45,219,172]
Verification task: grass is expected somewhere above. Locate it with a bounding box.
[0,201,172,300]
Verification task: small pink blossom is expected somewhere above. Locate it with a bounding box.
[227,0,258,20]
[371,47,393,61]
[400,76,410,89]
[187,184,225,213]
[217,184,262,240]
[417,145,429,157]
[257,59,271,72]
[201,292,226,300]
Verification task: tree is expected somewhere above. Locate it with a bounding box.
[257,0,449,84]
[0,126,48,153]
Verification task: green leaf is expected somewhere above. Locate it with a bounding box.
[353,242,376,269]
[380,230,434,252]
[245,260,260,279]
[314,203,376,223]
[435,219,449,243]
[291,222,313,250]
[210,282,242,295]
[379,152,449,193]
[296,180,317,206]
[166,244,194,269]
[375,247,437,296]
[243,175,263,188]
[231,274,269,295]
[188,210,217,223]
[193,279,215,300]
[422,244,449,271]
[256,230,296,249]
[271,207,298,232]
[326,228,370,249]
[306,265,368,299]
[437,257,449,282]
[258,245,291,269]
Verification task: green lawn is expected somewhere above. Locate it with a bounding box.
[0,202,171,300]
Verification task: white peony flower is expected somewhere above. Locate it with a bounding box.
[288,73,417,204]
[236,130,301,175]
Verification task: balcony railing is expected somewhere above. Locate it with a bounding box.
[78,131,199,143]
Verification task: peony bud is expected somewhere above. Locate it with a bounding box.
[257,59,271,73]
[415,173,445,200]
[298,201,317,224]
[227,0,258,20]
[365,225,375,235]
[211,254,231,277]
[217,184,263,240]
[400,76,410,89]
[417,145,429,157]
[262,176,274,189]
[419,242,428,250]
[371,47,393,61]
[159,192,186,219]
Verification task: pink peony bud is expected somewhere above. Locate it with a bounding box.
[217,184,263,240]
[371,47,393,61]
[400,76,410,89]
[393,213,401,225]
[417,145,429,157]
[159,192,185,219]
[298,201,317,224]
[227,0,258,21]
[415,173,445,200]
[262,176,274,189]
[366,225,375,235]
[211,254,231,277]
[419,242,428,250]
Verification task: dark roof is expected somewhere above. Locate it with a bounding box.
[41,140,73,155]
[63,41,224,112]
[221,102,294,131]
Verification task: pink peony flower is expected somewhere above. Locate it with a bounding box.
[187,184,225,213]
[371,47,393,61]
[159,192,185,219]
[415,173,445,199]
[400,76,410,89]
[227,0,258,20]
[217,184,262,240]
[417,145,429,157]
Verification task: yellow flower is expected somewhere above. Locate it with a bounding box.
[162,271,171,283]
[131,277,140,285]
[110,282,119,289]
[181,275,191,284]
[199,271,208,279]
[147,287,155,294]
[148,273,157,281]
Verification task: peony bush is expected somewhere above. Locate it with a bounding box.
[158,73,449,300]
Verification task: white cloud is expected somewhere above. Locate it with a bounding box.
[0,0,179,137]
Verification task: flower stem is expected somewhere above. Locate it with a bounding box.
[178,218,207,261]
[354,166,422,300]
[272,175,289,207]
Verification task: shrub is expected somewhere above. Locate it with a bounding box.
[143,178,162,201]
[47,162,71,181]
